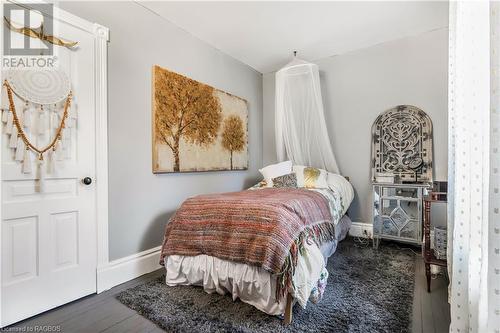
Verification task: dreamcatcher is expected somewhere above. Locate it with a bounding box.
[1,70,77,191]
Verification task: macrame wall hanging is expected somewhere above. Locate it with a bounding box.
[1,70,77,191]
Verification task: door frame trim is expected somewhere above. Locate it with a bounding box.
[93,22,110,286]
[0,2,110,326]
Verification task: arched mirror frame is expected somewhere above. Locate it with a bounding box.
[371,105,433,183]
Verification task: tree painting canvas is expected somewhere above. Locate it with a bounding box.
[152,65,248,173]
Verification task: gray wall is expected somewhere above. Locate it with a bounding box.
[60,2,263,260]
[263,28,448,224]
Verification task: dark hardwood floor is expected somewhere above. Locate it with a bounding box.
[412,256,451,333]
[6,253,450,333]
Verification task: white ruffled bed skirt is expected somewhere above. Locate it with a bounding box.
[164,215,351,315]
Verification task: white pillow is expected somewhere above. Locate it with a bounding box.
[293,165,329,189]
[259,161,292,187]
[327,173,354,215]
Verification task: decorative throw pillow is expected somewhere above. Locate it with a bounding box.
[293,165,329,189]
[272,173,297,188]
[259,160,292,187]
[249,179,268,189]
[327,172,354,214]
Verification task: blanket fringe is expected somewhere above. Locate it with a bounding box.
[275,222,336,301]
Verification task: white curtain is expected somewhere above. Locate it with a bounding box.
[448,2,500,332]
[275,57,339,173]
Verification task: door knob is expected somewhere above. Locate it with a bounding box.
[82,177,92,185]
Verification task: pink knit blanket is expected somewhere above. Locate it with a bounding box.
[160,188,335,299]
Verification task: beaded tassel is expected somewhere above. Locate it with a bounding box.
[18,107,24,124]
[47,149,55,174]
[9,126,18,148]
[5,112,13,134]
[37,158,45,192]
[24,107,33,128]
[16,102,27,124]
[2,109,8,123]
[67,102,77,128]
[51,107,59,128]
[15,138,25,161]
[38,106,48,135]
[22,149,32,174]
[52,147,58,162]
[1,86,9,119]
[56,142,64,161]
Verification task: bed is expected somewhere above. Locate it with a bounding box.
[160,170,354,324]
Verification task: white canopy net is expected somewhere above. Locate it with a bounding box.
[275,57,339,173]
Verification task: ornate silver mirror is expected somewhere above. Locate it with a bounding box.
[371,105,433,183]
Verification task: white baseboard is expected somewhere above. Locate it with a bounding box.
[349,222,373,238]
[97,246,162,293]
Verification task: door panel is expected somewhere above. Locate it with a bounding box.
[2,216,38,286]
[3,178,78,202]
[50,211,79,271]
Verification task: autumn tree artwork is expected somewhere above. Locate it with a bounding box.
[222,115,245,170]
[153,65,248,173]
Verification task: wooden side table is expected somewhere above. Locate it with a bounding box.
[423,192,447,292]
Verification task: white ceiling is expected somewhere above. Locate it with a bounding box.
[140,1,449,73]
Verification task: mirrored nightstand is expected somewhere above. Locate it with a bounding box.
[372,183,430,248]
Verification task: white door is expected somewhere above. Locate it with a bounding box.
[1,4,103,326]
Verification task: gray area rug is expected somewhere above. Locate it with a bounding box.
[117,238,415,333]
